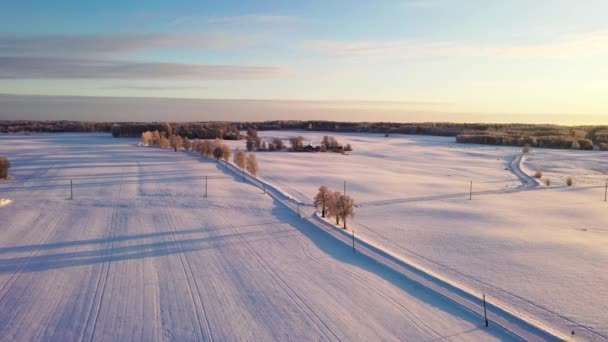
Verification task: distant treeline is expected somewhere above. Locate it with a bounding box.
[2,120,608,150]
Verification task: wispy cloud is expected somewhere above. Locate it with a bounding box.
[206,14,300,25]
[0,57,286,80]
[303,30,608,59]
[0,33,255,57]
[402,0,447,9]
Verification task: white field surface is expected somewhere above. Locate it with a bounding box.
[0,133,542,341]
[235,130,606,342]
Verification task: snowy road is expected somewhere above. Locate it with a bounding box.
[0,134,528,341]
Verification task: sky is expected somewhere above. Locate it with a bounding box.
[1,0,607,123]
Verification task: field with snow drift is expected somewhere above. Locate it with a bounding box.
[0,133,557,342]
[236,131,606,342]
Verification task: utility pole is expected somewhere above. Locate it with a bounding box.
[70,179,73,200]
[352,229,355,253]
[263,183,266,194]
[604,179,607,202]
[469,180,473,201]
[483,293,488,327]
[205,175,208,197]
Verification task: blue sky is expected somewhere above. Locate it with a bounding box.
[1,0,607,122]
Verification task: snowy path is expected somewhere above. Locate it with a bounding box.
[0,133,525,341]
[356,153,539,208]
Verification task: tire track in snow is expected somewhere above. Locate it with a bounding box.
[0,203,68,301]
[0,165,57,225]
[214,211,341,342]
[80,168,125,342]
[356,153,538,208]
[155,183,214,342]
[294,236,449,341]
[350,217,607,341]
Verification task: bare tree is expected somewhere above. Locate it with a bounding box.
[0,157,11,179]
[201,140,214,157]
[183,137,191,151]
[213,146,223,161]
[272,138,285,150]
[246,154,259,176]
[289,136,304,151]
[170,135,183,151]
[327,191,342,225]
[158,134,170,149]
[339,194,355,229]
[161,122,172,137]
[234,148,246,169]
[221,144,232,161]
[314,186,332,217]
[140,131,153,145]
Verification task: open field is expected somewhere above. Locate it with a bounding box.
[239,131,607,342]
[0,133,543,341]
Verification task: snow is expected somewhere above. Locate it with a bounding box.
[241,130,607,342]
[0,133,538,341]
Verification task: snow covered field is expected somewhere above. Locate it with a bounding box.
[241,131,606,342]
[0,133,545,341]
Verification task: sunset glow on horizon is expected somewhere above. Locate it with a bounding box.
[1,0,607,123]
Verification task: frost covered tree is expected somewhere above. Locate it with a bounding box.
[213,146,223,161]
[140,131,153,146]
[327,191,343,225]
[201,140,214,157]
[183,137,191,151]
[289,136,304,151]
[221,144,232,161]
[338,194,355,229]
[246,154,258,176]
[234,148,246,169]
[314,186,332,217]
[272,138,285,150]
[0,157,10,179]
[170,135,183,152]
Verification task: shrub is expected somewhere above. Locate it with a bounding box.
[545,179,551,186]
[566,177,573,186]
[522,144,530,153]
[0,157,10,179]
[534,170,543,178]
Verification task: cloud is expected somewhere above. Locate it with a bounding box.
[303,30,608,59]
[0,57,286,80]
[206,14,300,25]
[402,0,447,9]
[0,33,255,57]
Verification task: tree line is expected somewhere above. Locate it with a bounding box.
[314,186,355,229]
[5,119,608,151]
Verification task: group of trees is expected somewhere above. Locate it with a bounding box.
[0,157,10,179]
[140,130,235,162]
[244,128,286,152]
[233,148,259,176]
[287,135,352,153]
[314,186,355,229]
